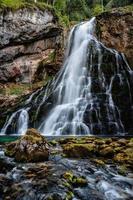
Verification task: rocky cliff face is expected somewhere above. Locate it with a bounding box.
[0,7,63,83]
[96,11,133,68]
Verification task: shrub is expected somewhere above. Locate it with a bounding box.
[0,0,24,9]
[92,4,104,16]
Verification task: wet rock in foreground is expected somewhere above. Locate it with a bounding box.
[5,128,49,162]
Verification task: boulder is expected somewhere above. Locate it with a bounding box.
[0,158,15,173]
[63,143,96,158]
[99,146,114,157]
[5,128,49,162]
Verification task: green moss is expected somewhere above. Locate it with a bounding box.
[5,129,49,163]
[5,141,17,157]
[65,191,74,200]
[114,147,123,153]
[8,84,29,96]
[124,148,133,160]
[63,143,96,158]
[0,0,24,10]
[92,4,104,16]
[49,50,57,63]
[73,177,88,187]
[55,11,70,27]
[1,80,50,97]
[63,171,74,182]
[130,138,133,143]
[34,2,53,11]
[46,197,53,200]
[106,4,133,12]
[63,182,72,190]
[118,165,128,175]
[61,137,133,169]
[99,147,114,157]
[49,140,58,146]
[0,0,53,11]
[113,148,133,165]
[114,153,127,163]
[92,159,105,166]
[63,171,87,189]
[3,83,34,96]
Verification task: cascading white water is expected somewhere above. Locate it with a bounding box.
[17,109,29,135]
[1,110,20,135]
[1,109,29,135]
[39,18,96,135]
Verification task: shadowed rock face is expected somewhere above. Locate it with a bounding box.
[96,12,133,69]
[82,41,133,135]
[0,8,63,83]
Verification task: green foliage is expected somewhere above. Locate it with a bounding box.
[66,0,92,21]
[0,0,53,10]
[105,0,133,9]
[54,0,67,12]
[56,10,70,27]
[34,2,53,10]
[113,0,132,7]
[0,0,24,9]
[0,0,132,24]
[8,84,30,96]
[53,0,70,26]
[92,4,104,16]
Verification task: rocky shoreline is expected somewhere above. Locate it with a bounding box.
[0,129,133,200]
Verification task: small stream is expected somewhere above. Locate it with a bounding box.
[0,144,133,200]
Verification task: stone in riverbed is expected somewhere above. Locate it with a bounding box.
[0,158,15,173]
[99,146,114,157]
[63,143,96,158]
[62,171,88,187]
[5,128,49,162]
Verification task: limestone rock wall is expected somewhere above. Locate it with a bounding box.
[96,11,133,69]
[0,7,63,83]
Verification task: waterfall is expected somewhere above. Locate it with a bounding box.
[17,109,29,135]
[39,18,96,135]
[1,17,133,136]
[1,109,29,135]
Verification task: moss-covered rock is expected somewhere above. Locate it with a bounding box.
[49,140,58,146]
[114,153,128,163]
[60,137,133,168]
[62,171,88,189]
[118,165,128,175]
[0,158,15,173]
[5,128,49,162]
[91,158,105,166]
[63,143,96,158]
[65,191,74,200]
[72,177,88,187]
[63,171,74,183]
[99,146,114,157]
